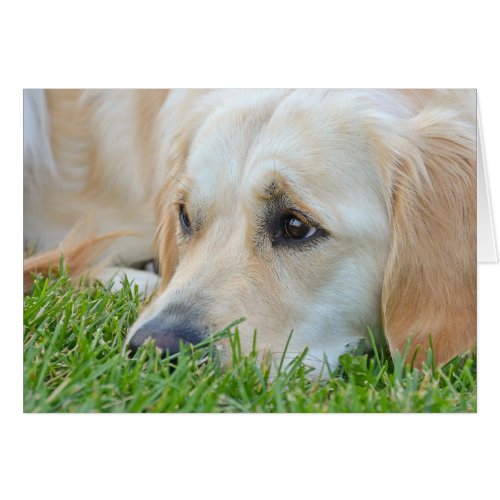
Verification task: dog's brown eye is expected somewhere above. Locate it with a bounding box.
[179,204,191,232]
[283,215,317,240]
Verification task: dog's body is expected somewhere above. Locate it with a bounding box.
[24,89,476,371]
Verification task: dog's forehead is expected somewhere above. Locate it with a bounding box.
[183,90,385,211]
[187,93,331,182]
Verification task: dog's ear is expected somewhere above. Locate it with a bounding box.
[380,98,476,365]
[153,91,210,288]
[155,191,179,289]
[154,129,190,288]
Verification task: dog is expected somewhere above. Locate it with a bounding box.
[24,89,477,372]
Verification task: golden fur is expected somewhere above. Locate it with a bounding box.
[24,89,476,371]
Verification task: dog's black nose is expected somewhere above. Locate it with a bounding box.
[127,322,203,358]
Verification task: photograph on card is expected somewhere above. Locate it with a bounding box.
[23,89,477,413]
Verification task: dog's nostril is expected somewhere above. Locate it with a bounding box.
[127,324,203,358]
[128,329,181,358]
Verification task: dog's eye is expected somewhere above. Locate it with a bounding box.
[179,204,191,232]
[283,215,317,240]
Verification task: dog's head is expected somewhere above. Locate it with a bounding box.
[126,89,476,371]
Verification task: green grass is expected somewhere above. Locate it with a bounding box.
[23,271,477,413]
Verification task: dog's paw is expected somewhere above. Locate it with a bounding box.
[96,266,161,296]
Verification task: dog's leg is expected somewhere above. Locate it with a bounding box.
[95,266,161,296]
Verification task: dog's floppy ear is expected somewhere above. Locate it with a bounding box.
[380,98,476,365]
[155,189,179,289]
[153,91,211,288]
[154,128,190,289]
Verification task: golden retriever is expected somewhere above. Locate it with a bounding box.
[24,89,476,371]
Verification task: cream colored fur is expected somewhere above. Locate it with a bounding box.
[24,89,476,371]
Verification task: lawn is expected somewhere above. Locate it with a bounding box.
[23,271,477,413]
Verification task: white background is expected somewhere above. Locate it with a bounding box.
[2,1,499,499]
